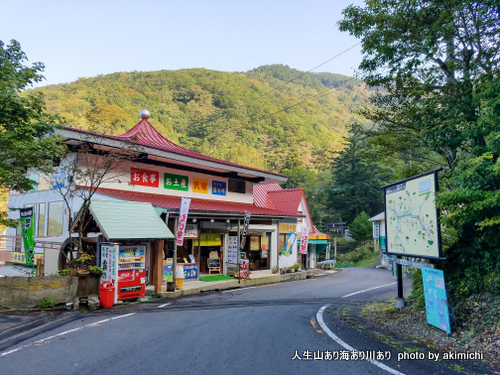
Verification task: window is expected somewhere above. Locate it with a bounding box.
[38,203,46,236]
[228,179,246,194]
[48,201,64,236]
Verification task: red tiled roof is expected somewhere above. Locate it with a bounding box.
[267,188,304,214]
[90,187,300,217]
[65,120,287,179]
[266,187,330,240]
[253,183,282,209]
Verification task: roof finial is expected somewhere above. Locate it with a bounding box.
[139,109,151,120]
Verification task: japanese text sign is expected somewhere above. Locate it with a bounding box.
[131,167,159,188]
[20,207,35,266]
[176,197,191,246]
[192,177,208,194]
[240,211,251,249]
[164,173,189,191]
[299,227,309,255]
[212,180,226,196]
[101,244,118,285]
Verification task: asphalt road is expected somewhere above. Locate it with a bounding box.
[0,268,464,375]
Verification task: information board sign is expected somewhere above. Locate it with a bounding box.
[383,169,442,259]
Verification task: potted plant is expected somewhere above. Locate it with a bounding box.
[293,262,301,272]
[88,266,103,276]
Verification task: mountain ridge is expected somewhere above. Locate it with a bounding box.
[36,64,370,173]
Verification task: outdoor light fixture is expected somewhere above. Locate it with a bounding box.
[210,219,214,223]
[226,219,231,223]
[192,218,197,223]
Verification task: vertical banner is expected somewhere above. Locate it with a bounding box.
[101,245,118,284]
[100,244,119,303]
[176,197,191,246]
[325,242,331,260]
[20,207,35,267]
[334,236,337,259]
[282,231,297,256]
[373,221,380,239]
[299,227,309,255]
[240,211,251,250]
[422,267,451,334]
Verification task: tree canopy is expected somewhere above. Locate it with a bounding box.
[0,40,65,224]
[339,0,500,298]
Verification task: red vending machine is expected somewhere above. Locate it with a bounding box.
[117,244,147,300]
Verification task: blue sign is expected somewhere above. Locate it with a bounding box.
[51,170,66,189]
[212,181,226,196]
[163,264,173,282]
[184,264,198,279]
[422,267,451,334]
[282,232,297,256]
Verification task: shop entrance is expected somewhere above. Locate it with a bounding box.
[241,234,270,271]
[194,234,223,275]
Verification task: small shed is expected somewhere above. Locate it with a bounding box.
[72,200,174,293]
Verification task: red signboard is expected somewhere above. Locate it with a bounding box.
[131,167,159,188]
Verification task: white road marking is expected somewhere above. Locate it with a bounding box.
[342,282,397,298]
[158,302,172,308]
[316,305,405,375]
[0,313,135,357]
[222,286,258,293]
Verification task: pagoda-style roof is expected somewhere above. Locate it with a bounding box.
[59,118,287,184]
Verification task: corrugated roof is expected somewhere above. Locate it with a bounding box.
[64,121,287,180]
[267,188,304,214]
[89,187,300,217]
[89,200,174,241]
[253,183,282,209]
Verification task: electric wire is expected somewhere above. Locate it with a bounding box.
[193,42,362,128]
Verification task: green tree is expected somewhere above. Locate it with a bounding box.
[436,72,500,297]
[347,211,372,243]
[329,124,387,224]
[339,0,500,169]
[0,40,65,225]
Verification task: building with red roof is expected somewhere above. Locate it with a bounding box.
[7,111,328,293]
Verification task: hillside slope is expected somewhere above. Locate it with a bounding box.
[37,64,369,173]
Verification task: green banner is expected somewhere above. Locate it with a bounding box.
[20,207,35,267]
[164,173,189,191]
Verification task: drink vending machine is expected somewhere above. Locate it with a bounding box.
[117,244,147,300]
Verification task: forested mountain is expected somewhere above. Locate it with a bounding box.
[36,65,369,173]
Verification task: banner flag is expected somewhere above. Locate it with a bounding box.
[176,197,191,246]
[299,227,309,255]
[20,207,35,266]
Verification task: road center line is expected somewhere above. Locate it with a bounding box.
[0,312,135,357]
[316,305,405,375]
[158,302,172,308]
[342,282,397,298]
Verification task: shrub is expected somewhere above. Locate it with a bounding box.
[41,298,54,308]
[410,269,425,309]
[57,269,70,277]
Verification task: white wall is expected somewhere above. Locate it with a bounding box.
[75,156,254,204]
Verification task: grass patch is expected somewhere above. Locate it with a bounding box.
[199,275,234,282]
[336,247,379,268]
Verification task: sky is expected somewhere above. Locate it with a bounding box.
[1,0,365,88]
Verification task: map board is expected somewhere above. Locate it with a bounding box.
[383,169,442,259]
